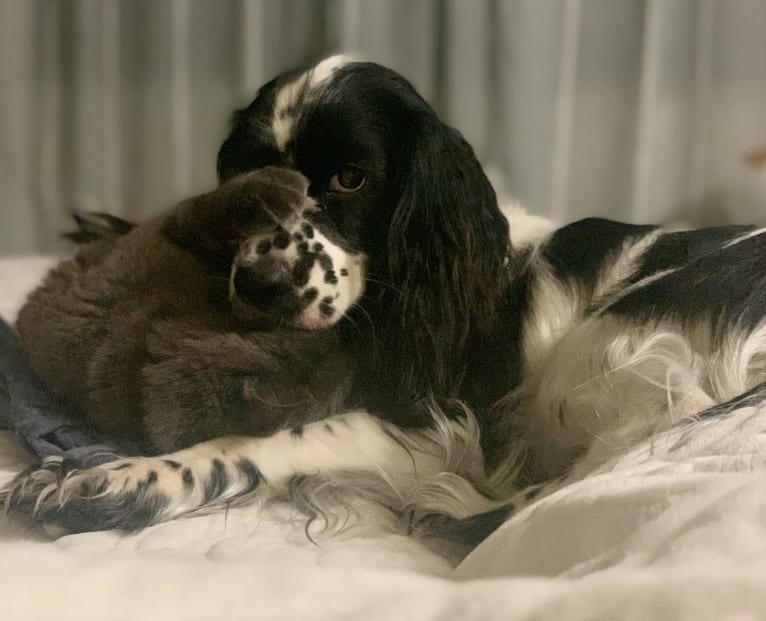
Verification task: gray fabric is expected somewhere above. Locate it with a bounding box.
[1,0,765,256]
[0,318,122,466]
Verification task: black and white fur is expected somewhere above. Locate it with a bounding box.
[6,56,766,543]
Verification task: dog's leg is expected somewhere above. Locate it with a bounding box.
[3,411,465,533]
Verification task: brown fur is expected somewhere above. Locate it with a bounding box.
[15,169,351,454]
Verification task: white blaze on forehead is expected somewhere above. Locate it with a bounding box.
[272,55,349,152]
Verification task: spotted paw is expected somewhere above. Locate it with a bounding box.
[3,456,171,533]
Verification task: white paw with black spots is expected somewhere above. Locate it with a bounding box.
[2,453,262,533]
[238,215,366,329]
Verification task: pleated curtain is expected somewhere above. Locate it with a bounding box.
[1,0,765,255]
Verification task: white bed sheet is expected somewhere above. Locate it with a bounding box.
[1,256,766,620]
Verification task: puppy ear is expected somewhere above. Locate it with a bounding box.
[385,117,510,397]
[62,211,135,244]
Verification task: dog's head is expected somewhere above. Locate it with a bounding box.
[170,57,511,395]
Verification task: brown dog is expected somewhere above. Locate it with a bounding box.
[16,168,351,454]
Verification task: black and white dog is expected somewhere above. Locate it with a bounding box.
[6,56,766,541]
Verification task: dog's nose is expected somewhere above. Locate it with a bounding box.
[233,258,293,313]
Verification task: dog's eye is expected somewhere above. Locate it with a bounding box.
[329,165,366,193]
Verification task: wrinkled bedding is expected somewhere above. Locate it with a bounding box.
[1,256,766,620]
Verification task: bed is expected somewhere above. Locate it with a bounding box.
[1,256,766,620]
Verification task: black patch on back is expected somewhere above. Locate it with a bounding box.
[290,425,304,436]
[607,232,766,333]
[163,459,181,470]
[542,218,657,293]
[628,225,754,284]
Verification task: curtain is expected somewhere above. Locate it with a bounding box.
[1,0,765,255]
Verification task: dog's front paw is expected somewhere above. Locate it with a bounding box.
[2,456,67,515]
[3,456,172,534]
[3,449,265,534]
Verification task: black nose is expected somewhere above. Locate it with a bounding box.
[233,258,293,313]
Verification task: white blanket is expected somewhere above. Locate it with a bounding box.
[1,257,766,620]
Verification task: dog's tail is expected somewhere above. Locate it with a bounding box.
[62,211,135,244]
[412,502,516,547]
[689,379,766,422]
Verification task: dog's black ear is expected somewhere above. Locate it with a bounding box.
[385,116,510,397]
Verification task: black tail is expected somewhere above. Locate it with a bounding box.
[413,503,515,548]
[692,380,766,422]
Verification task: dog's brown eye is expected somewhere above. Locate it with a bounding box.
[329,165,365,193]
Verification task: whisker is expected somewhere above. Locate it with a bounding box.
[197,252,233,269]
[350,303,379,360]
[365,275,405,297]
[244,384,310,409]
